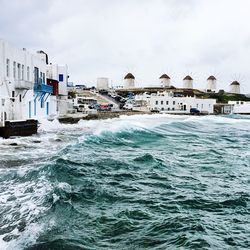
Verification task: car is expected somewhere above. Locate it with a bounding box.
[97,104,112,111]
[151,109,160,113]
[190,108,200,114]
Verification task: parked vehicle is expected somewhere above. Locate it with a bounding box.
[190,108,200,114]
[151,109,160,113]
[123,103,133,110]
[97,104,112,111]
[99,90,109,95]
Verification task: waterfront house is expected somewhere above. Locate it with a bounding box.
[131,91,216,114]
[228,101,250,114]
[0,39,69,137]
[0,40,55,122]
[46,64,69,116]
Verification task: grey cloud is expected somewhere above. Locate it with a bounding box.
[0,0,250,92]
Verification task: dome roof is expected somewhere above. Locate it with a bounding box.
[124,73,135,79]
[183,75,193,80]
[159,74,170,79]
[230,81,240,86]
[207,75,216,80]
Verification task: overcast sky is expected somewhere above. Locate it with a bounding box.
[1,0,250,92]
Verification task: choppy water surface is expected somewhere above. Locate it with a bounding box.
[0,114,250,249]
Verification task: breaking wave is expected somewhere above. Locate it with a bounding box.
[0,114,250,249]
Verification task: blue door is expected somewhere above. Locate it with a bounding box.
[29,101,32,118]
[46,102,49,116]
[34,100,36,116]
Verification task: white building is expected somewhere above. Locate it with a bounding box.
[206,76,217,92]
[228,101,250,114]
[132,91,216,114]
[46,64,69,116]
[229,81,240,94]
[159,74,171,87]
[124,73,135,88]
[96,77,109,90]
[183,75,193,89]
[0,40,57,127]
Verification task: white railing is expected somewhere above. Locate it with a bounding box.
[14,80,33,90]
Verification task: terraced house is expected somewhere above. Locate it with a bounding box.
[0,39,68,138]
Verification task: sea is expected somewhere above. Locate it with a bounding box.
[0,114,250,250]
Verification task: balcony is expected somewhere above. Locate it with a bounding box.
[34,83,53,94]
[15,80,33,90]
[47,79,59,96]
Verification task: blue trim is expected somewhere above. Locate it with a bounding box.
[44,93,50,103]
[46,102,49,115]
[34,83,53,94]
[29,101,32,118]
[34,100,36,116]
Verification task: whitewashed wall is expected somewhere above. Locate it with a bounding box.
[148,93,216,113]
[0,39,56,122]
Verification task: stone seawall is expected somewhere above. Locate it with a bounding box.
[59,111,150,124]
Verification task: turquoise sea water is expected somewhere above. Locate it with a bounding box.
[0,114,250,249]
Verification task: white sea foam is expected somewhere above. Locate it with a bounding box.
[36,114,250,138]
[0,167,54,250]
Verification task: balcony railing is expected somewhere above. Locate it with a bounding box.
[15,80,33,90]
[34,83,53,94]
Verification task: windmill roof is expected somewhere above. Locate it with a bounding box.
[207,76,216,80]
[230,81,240,86]
[159,74,170,79]
[183,75,193,80]
[124,73,135,79]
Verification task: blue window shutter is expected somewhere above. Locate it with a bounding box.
[59,74,64,81]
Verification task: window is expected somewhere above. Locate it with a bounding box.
[42,73,45,83]
[40,72,43,83]
[6,59,10,77]
[172,107,175,110]
[27,66,30,81]
[161,101,163,105]
[155,101,158,105]
[21,65,24,80]
[34,67,39,84]
[17,63,21,80]
[59,74,64,82]
[166,101,169,105]
[13,62,16,79]
[173,101,175,105]
[12,91,15,102]
[19,94,22,102]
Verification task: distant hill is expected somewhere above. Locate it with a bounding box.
[205,91,250,103]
